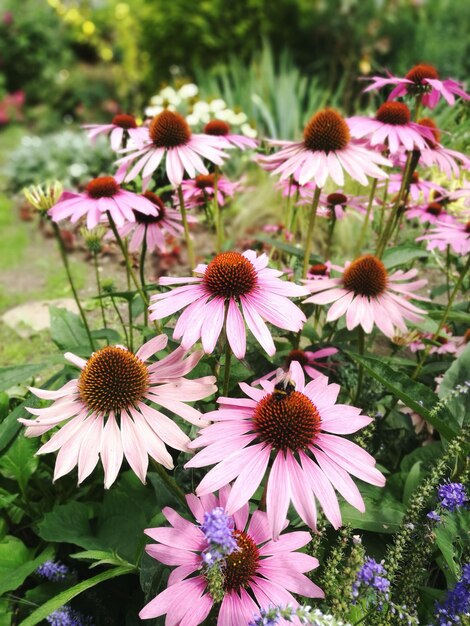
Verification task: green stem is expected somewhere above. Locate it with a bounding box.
[150,459,188,509]
[213,166,223,253]
[178,185,195,270]
[51,221,94,350]
[413,254,470,379]
[140,225,149,325]
[354,326,365,404]
[376,151,413,258]
[352,608,376,626]
[222,301,233,396]
[325,211,337,259]
[107,212,149,307]
[110,295,129,347]
[355,178,377,256]
[124,242,134,353]
[302,186,322,278]
[93,252,107,335]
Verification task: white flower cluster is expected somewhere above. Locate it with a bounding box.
[145,83,257,138]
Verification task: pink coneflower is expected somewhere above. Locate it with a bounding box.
[259,109,390,186]
[262,223,294,241]
[449,182,470,208]
[409,331,458,355]
[415,118,470,177]
[406,201,456,225]
[186,363,385,538]
[116,110,228,188]
[83,114,148,150]
[275,177,316,202]
[48,175,158,229]
[111,191,195,253]
[363,64,470,109]
[18,336,216,488]
[400,406,434,443]
[254,347,338,385]
[318,191,367,220]
[304,254,428,337]
[149,250,309,358]
[204,119,258,150]
[382,171,446,203]
[348,102,434,154]
[417,220,470,255]
[140,485,323,624]
[307,262,332,280]
[179,173,239,209]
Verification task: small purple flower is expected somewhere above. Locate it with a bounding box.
[201,507,238,566]
[353,557,390,600]
[435,563,470,625]
[36,560,69,582]
[46,606,93,626]
[427,510,441,523]
[438,482,468,512]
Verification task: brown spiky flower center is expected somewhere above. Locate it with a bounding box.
[464,328,470,343]
[112,114,137,129]
[406,64,439,84]
[411,172,420,184]
[133,191,165,225]
[426,202,443,217]
[286,349,309,367]
[149,110,191,148]
[253,390,321,451]
[78,346,149,414]
[327,192,348,206]
[343,254,388,297]
[310,263,328,276]
[204,120,230,136]
[203,252,257,298]
[466,221,470,234]
[222,531,259,592]
[418,117,441,146]
[195,174,216,189]
[303,109,350,153]
[86,176,120,199]
[376,102,411,126]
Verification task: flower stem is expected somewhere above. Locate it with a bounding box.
[124,242,134,353]
[140,225,149,325]
[51,221,94,350]
[107,212,149,307]
[355,178,377,257]
[325,211,337,259]
[93,252,107,333]
[150,459,188,509]
[177,185,195,270]
[354,326,365,404]
[302,186,322,278]
[213,166,223,253]
[376,152,413,258]
[110,294,129,346]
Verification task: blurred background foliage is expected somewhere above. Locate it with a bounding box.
[1,0,470,130]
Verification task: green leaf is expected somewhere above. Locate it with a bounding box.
[49,306,91,350]
[256,234,321,264]
[37,502,95,549]
[340,484,405,533]
[0,435,39,492]
[70,550,135,569]
[434,510,469,583]
[427,309,470,325]
[18,566,135,626]
[0,599,12,626]
[402,461,422,505]
[347,353,459,439]
[438,344,470,428]
[0,536,54,595]
[0,364,46,393]
[382,245,429,269]
[0,397,40,454]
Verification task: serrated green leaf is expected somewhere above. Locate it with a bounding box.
[438,344,470,428]
[0,435,38,492]
[340,484,405,533]
[0,536,54,596]
[37,502,95,549]
[347,352,459,439]
[49,306,91,350]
